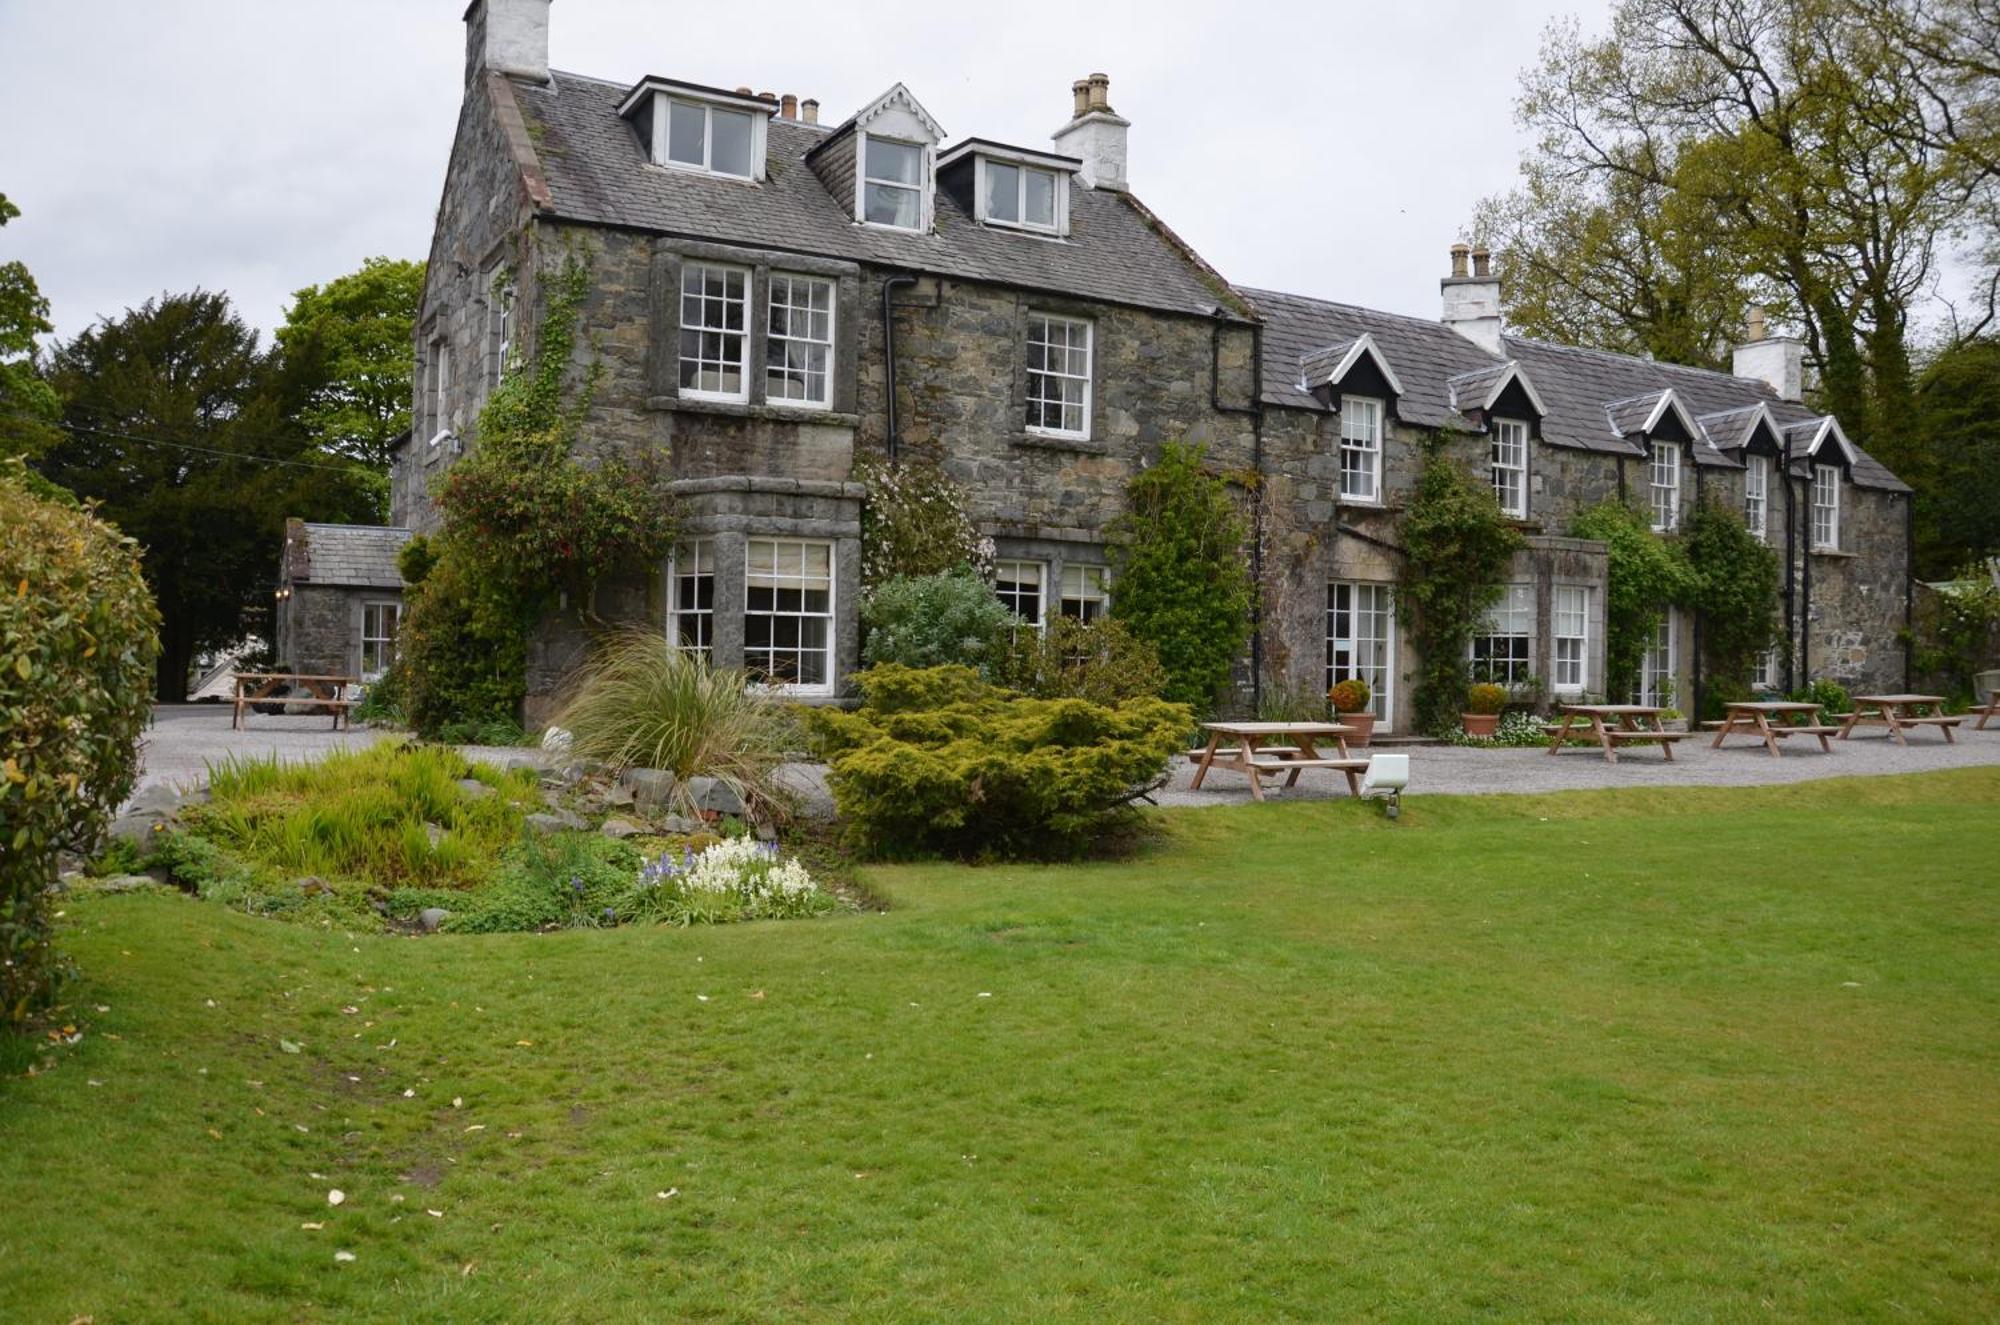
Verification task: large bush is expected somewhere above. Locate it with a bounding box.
[1681,501,1780,693]
[810,664,1189,859]
[855,457,992,586]
[1397,444,1523,734]
[861,569,1014,674]
[0,462,160,1022]
[995,616,1168,705]
[1106,442,1254,715]
[551,630,798,823]
[1570,501,1698,700]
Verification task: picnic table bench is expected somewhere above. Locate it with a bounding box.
[1545,704,1688,764]
[1838,694,1962,745]
[1707,700,1840,757]
[1189,721,1363,801]
[1972,688,1998,732]
[231,672,358,731]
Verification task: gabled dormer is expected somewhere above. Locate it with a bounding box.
[1300,333,1403,411]
[1699,404,1785,543]
[806,84,945,233]
[619,77,774,182]
[1449,362,1547,522]
[1607,389,1699,532]
[938,140,1077,236]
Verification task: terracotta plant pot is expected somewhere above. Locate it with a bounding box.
[1461,712,1500,738]
[1338,711,1376,747]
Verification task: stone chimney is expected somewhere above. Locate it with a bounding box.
[464,0,550,87]
[780,93,798,120]
[1441,243,1503,356]
[801,98,820,125]
[1051,72,1130,191]
[1731,305,1804,401]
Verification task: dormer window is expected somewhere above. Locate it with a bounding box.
[863,137,924,228]
[667,99,754,178]
[984,161,1058,230]
[621,79,771,182]
[940,141,1077,237]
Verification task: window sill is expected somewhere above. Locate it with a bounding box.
[1810,546,1855,559]
[1015,432,1107,456]
[647,395,859,428]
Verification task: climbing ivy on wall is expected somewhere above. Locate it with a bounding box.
[394,248,679,737]
[1681,501,1781,699]
[1568,501,1697,702]
[1396,440,1524,735]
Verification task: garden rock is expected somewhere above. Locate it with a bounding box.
[621,768,677,810]
[97,873,158,894]
[604,783,635,808]
[600,817,645,839]
[127,784,182,817]
[524,811,587,835]
[424,822,445,848]
[455,778,494,801]
[296,876,333,897]
[418,907,450,933]
[753,820,778,843]
[687,776,742,816]
[660,814,698,834]
[541,726,574,757]
[106,813,166,849]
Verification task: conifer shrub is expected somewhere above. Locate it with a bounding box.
[0,462,160,1023]
[809,664,1189,860]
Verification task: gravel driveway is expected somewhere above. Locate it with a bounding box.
[132,702,2000,811]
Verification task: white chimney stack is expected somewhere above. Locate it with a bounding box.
[1051,73,1129,191]
[1731,306,1805,402]
[465,0,551,87]
[1440,243,1503,356]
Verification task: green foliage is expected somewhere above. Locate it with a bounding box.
[1907,570,2000,699]
[1328,677,1371,714]
[436,715,529,747]
[444,833,639,934]
[1681,501,1781,692]
[861,569,1014,674]
[1445,709,1553,747]
[550,630,799,823]
[0,463,160,1022]
[618,837,834,926]
[397,532,438,586]
[854,456,991,586]
[396,549,532,739]
[995,616,1169,705]
[272,256,425,471]
[1465,682,1509,716]
[1570,501,1698,700]
[1256,682,1330,724]
[1106,442,1254,715]
[1397,443,1525,734]
[1912,339,2000,577]
[1790,677,1853,715]
[810,664,1190,859]
[0,193,63,484]
[38,289,380,698]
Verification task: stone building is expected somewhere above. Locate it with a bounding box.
[392,0,1912,728]
[273,519,412,682]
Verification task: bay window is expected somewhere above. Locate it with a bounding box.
[1059,564,1110,622]
[744,538,834,692]
[1471,584,1534,685]
[994,560,1045,629]
[670,539,716,661]
[765,273,835,408]
[1553,586,1589,694]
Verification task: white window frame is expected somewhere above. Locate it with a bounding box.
[653,96,760,181]
[765,272,835,410]
[1491,417,1528,518]
[1812,464,1841,550]
[1327,582,1395,726]
[1649,441,1680,532]
[1339,396,1383,504]
[669,539,716,662]
[859,132,928,232]
[743,537,835,696]
[978,158,1063,234]
[425,335,450,445]
[1025,314,1092,440]
[1751,645,1778,693]
[1743,454,1769,542]
[1640,607,1678,707]
[359,601,400,680]
[1552,586,1589,695]
[1470,583,1535,685]
[486,271,513,392]
[1058,563,1110,622]
[678,261,750,403]
[993,560,1046,630]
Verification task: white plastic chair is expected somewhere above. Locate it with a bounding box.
[1359,753,1409,819]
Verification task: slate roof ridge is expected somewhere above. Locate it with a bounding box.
[1239,286,1498,354]
[1504,333,1771,394]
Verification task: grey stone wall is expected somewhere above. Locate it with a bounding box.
[274,585,395,679]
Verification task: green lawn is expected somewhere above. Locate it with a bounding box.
[5,770,1999,1322]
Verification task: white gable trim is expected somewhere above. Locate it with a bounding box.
[1453,361,1548,418]
[1304,333,1405,397]
[1799,416,1859,465]
[852,83,946,143]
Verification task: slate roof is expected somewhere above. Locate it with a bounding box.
[296,524,410,589]
[1246,287,1909,492]
[511,71,1240,319]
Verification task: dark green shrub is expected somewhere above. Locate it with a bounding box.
[445,832,640,934]
[854,457,991,586]
[994,616,1167,704]
[1682,502,1781,693]
[396,548,532,739]
[0,461,160,1023]
[809,664,1190,860]
[1106,442,1254,715]
[1570,501,1698,700]
[861,569,1014,673]
[1790,678,1852,715]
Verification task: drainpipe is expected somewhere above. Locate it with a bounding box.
[881,274,918,464]
[1798,467,1813,685]
[1781,438,1797,691]
[1903,494,1915,689]
[1690,456,1703,718]
[1210,312,1265,713]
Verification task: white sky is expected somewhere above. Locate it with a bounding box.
[0,0,1614,346]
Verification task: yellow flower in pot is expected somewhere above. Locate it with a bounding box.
[1328,677,1375,747]
[1462,682,1508,738]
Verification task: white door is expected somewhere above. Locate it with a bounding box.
[1327,582,1394,726]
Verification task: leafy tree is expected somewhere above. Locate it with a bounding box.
[38,291,379,699]
[1105,442,1254,715]
[0,192,63,485]
[1396,444,1525,734]
[1681,501,1782,698]
[273,256,425,474]
[1911,336,2000,575]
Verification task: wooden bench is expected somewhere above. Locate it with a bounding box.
[231,672,358,731]
[1900,715,1964,743]
[1605,730,1690,742]
[1188,745,1298,761]
[1248,755,1370,794]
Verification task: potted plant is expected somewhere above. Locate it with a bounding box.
[1462,682,1507,738]
[1328,677,1374,746]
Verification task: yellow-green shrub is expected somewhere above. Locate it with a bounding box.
[810,664,1189,859]
[0,462,160,1022]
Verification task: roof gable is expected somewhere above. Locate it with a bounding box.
[1300,332,1404,398]
[1448,361,1548,418]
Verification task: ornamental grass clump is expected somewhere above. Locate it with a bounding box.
[810,663,1190,860]
[622,837,831,926]
[550,630,797,823]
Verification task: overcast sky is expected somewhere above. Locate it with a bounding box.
[1,0,1616,347]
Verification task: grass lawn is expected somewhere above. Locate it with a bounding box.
[5,769,1999,1322]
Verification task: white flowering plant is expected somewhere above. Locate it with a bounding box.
[623,836,832,925]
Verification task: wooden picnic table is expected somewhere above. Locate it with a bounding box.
[1708,700,1840,758]
[231,672,357,731]
[1545,704,1690,764]
[1188,721,1364,801]
[1838,694,1961,745]
[1972,688,1998,732]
